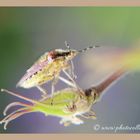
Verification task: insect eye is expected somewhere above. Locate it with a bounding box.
[84,89,92,97]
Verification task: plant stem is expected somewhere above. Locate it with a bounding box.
[90,67,127,96]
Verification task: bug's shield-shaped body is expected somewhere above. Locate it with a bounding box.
[16,49,77,88]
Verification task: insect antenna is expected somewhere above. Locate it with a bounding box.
[3,102,31,116]
[0,107,32,130]
[78,45,100,53]
[65,41,70,49]
[0,89,49,108]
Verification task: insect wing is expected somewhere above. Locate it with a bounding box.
[16,52,53,87]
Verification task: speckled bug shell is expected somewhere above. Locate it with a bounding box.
[16,49,77,88]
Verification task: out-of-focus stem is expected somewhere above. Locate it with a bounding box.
[91,67,127,96]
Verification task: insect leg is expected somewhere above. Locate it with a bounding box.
[80,110,96,120]
[60,114,84,126]
[50,76,59,105]
[64,41,76,79]
[63,70,77,84]
[59,118,71,126]
[66,60,77,80]
[80,114,90,119]
[62,69,82,91]
[51,75,59,95]
[36,85,48,99]
[58,76,76,88]
[59,76,84,96]
[71,116,84,125]
[80,114,96,119]
[70,57,77,79]
[51,84,55,96]
[63,101,77,113]
[50,75,77,105]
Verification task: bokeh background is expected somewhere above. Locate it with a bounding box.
[0,7,140,133]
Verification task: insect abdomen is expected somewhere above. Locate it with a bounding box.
[17,59,65,88]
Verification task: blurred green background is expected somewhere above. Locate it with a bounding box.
[0,7,140,133]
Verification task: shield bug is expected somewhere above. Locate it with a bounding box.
[16,42,100,99]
